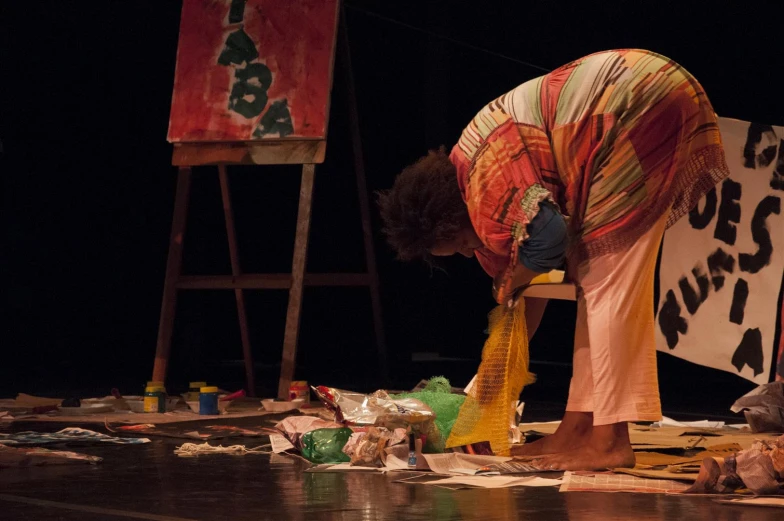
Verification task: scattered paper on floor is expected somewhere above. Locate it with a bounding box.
[269,434,295,453]
[423,453,511,474]
[653,417,726,429]
[519,422,780,450]
[424,475,562,489]
[559,471,690,493]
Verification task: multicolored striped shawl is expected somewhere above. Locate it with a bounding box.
[450,49,730,304]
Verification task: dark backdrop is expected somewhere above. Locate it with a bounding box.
[1,1,782,415]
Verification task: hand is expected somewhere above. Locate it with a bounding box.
[492,273,504,302]
[493,263,538,305]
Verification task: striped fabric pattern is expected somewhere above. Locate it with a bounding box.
[451,49,730,303]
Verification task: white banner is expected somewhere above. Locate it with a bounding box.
[655,117,784,384]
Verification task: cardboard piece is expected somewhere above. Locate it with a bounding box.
[612,467,698,482]
[519,422,781,451]
[634,443,743,467]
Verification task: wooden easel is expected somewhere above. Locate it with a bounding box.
[153,5,387,399]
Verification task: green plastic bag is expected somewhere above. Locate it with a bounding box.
[392,377,466,453]
[300,428,353,464]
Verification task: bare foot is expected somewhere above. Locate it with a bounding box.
[532,422,635,471]
[512,411,593,457]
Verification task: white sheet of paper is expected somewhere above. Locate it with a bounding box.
[385,453,414,471]
[425,475,562,489]
[653,417,726,429]
[269,434,295,453]
[423,453,511,475]
[450,468,500,476]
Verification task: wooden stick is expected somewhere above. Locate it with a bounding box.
[339,9,389,384]
[278,164,316,399]
[218,165,256,396]
[152,167,192,383]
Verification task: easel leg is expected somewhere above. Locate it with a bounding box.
[152,166,192,383]
[278,164,315,399]
[339,9,389,384]
[218,165,256,396]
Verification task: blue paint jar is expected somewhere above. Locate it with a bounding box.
[199,386,219,415]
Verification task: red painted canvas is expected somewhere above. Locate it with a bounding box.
[167,0,340,143]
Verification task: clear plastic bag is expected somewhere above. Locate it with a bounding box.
[312,386,435,427]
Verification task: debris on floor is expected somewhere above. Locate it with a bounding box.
[519,421,781,451]
[558,471,690,493]
[0,445,103,468]
[686,434,784,495]
[0,427,150,446]
[4,379,782,499]
[173,442,269,457]
[0,388,264,423]
[731,382,784,433]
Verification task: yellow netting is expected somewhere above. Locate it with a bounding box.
[445,301,535,456]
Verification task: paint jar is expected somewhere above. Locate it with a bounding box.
[143,386,166,413]
[188,381,207,401]
[289,381,310,403]
[199,386,219,415]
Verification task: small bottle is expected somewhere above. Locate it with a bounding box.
[143,386,166,413]
[408,432,417,469]
[199,386,219,415]
[288,381,310,403]
[188,381,207,402]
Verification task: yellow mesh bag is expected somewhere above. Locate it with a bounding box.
[445,301,535,456]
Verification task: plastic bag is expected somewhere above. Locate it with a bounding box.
[300,428,353,464]
[731,382,784,433]
[390,391,465,453]
[312,386,435,428]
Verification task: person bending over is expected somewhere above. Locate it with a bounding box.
[378,49,730,471]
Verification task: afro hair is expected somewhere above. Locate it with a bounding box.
[377,147,468,262]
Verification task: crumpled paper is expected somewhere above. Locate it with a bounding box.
[274,416,343,450]
[342,427,406,467]
[686,434,784,495]
[731,382,784,433]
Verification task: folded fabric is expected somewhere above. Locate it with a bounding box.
[519,201,568,273]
